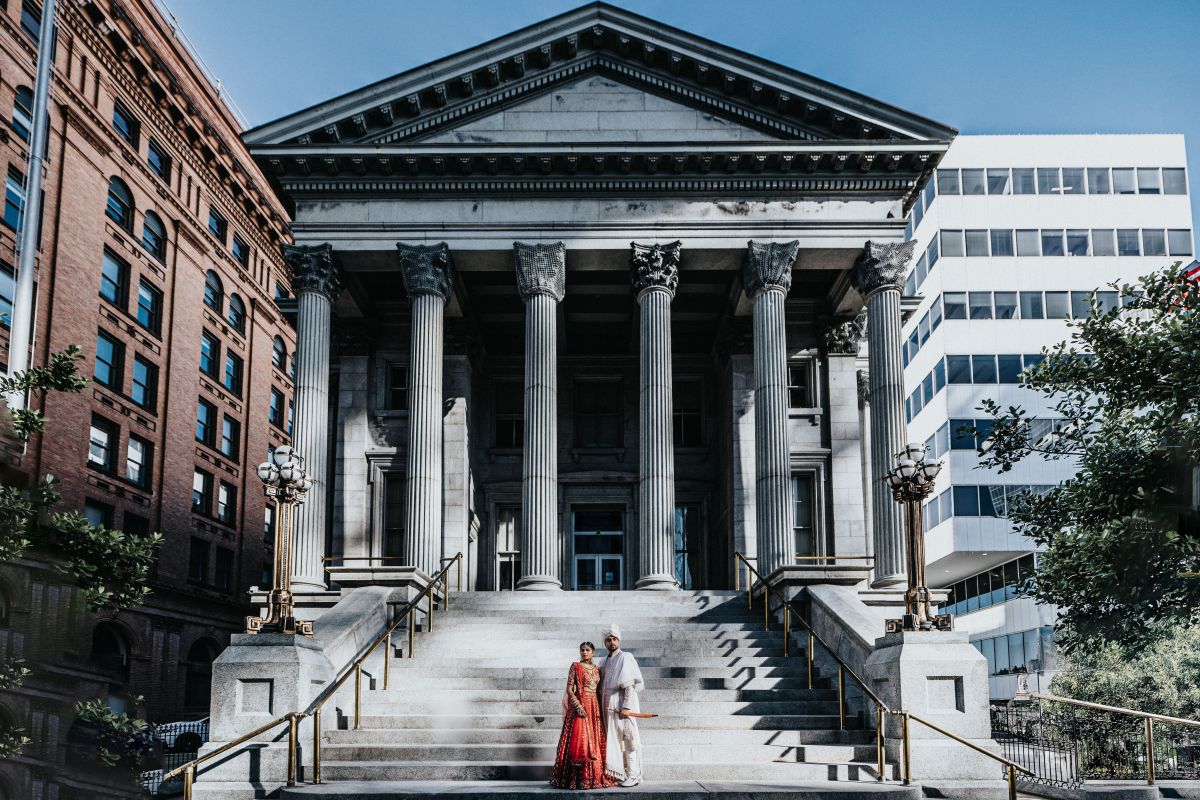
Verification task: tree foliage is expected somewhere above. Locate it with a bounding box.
[73,698,156,768]
[976,264,1200,653]
[0,658,32,759]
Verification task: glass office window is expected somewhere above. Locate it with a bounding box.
[943,292,967,320]
[930,296,944,330]
[933,359,946,391]
[990,229,1014,256]
[1096,291,1119,313]
[1117,229,1141,256]
[1020,291,1044,319]
[927,238,939,268]
[965,230,989,257]
[1045,292,1070,319]
[1015,229,1040,256]
[1137,168,1161,194]
[961,169,985,195]
[946,355,972,384]
[1113,168,1136,194]
[941,230,964,257]
[1061,168,1085,195]
[1066,229,1090,256]
[970,355,997,383]
[937,169,961,195]
[954,485,980,516]
[1163,168,1187,195]
[1041,230,1065,256]
[986,168,1010,195]
[1070,292,1091,319]
[950,418,976,450]
[1092,229,1116,256]
[994,292,1017,319]
[1168,229,1193,256]
[1087,167,1111,194]
[968,292,992,319]
[918,312,931,345]
[1037,168,1061,194]
[998,354,1024,383]
[1142,229,1166,256]
[1012,168,1036,194]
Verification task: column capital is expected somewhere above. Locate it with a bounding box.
[283,243,342,301]
[513,241,566,302]
[743,240,798,297]
[821,312,867,355]
[630,241,681,298]
[853,240,916,296]
[397,242,455,301]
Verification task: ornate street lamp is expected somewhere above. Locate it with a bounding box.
[245,445,314,636]
[885,442,953,633]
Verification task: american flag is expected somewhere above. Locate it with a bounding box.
[1187,259,1200,282]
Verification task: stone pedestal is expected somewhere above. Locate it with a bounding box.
[632,241,681,590]
[514,242,566,590]
[282,244,342,593]
[865,630,999,780]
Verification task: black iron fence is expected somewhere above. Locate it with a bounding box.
[991,702,1200,788]
[139,719,210,795]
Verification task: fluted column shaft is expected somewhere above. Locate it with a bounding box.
[743,241,799,578]
[854,241,917,587]
[515,242,567,590]
[398,242,455,577]
[632,240,682,590]
[282,244,341,592]
[403,293,445,575]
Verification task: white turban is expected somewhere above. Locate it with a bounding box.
[604,622,621,640]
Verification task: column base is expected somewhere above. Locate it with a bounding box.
[870,572,906,589]
[516,575,563,591]
[290,576,330,594]
[635,574,680,591]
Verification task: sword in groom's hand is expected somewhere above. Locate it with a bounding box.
[618,710,658,718]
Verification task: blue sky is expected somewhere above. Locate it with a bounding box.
[164,0,1200,226]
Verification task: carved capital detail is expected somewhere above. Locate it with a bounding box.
[630,241,681,298]
[397,242,454,301]
[857,369,870,408]
[513,241,566,302]
[743,240,798,296]
[822,313,867,355]
[282,243,342,301]
[853,240,916,296]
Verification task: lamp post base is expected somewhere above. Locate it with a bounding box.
[245,589,314,636]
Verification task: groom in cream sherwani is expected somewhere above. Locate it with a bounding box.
[597,623,645,787]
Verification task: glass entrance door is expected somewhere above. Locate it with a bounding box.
[571,507,624,590]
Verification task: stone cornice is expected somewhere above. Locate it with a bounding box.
[630,241,680,298]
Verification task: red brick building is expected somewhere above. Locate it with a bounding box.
[0,0,296,796]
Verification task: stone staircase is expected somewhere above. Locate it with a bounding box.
[281,590,918,798]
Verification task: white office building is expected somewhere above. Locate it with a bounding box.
[902,135,1194,698]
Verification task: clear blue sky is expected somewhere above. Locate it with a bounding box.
[164,0,1200,226]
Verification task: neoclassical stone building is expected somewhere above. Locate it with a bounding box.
[245,3,954,594]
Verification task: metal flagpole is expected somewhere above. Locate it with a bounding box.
[6,0,57,408]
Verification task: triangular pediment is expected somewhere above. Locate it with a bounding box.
[244,3,955,150]
[416,75,781,145]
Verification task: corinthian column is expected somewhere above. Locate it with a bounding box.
[631,241,681,590]
[514,242,566,590]
[853,241,917,587]
[743,240,798,577]
[282,243,342,592]
[398,242,454,577]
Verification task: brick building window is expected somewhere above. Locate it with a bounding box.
[196,399,216,446]
[100,249,129,308]
[88,415,118,473]
[673,379,703,447]
[272,336,287,371]
[141,211,166,261]
[131,356,157,410]
[105,177,134,232]
[264,506,276,547]
[147,139,171,182]
[94,332,123,389]
[199,330,219,377]
[492,380,521,447]
[188,536,209,583]
[126,436,150,489]
[220,415,240,459]
[4,168,25,231]
[111,100,139,147]
[217,482,237,526]
[11,85,32,141]
[231,235,249,268]
[21,1,42,42]
[192,470,213,515]
[269,388,284,428]
[207,207,227,243]
[203,270,224,313]
[84,499,114,529]
[223,351,243,396]
[123,513,150,537]
[0,262,14,328]
[214,547,234,592]
[287,400,294,436]
[136,280,162,335]
[227,294,245,333]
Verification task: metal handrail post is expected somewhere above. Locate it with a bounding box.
[876,706,885,781]
[838,666,845,730]
[901,712,912,785]
[783,606,790,657]
[383,631,391,690]
[183,764,195,800]
[807,632,814,690]
[408,608,415,657]
[1145,718,1156,785]
[457,553,462,593]
[763,588,769,630]
[443,573,449,611]
[427,589,434,632]
[1007,764,1017,800]
[353,664,363,730]
[312,708,322,784]
[286,714,298,787]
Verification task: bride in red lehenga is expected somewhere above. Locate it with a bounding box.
[549,642,617,789]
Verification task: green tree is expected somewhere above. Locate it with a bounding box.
[975,264,1200,653]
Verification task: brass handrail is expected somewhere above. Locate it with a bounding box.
[1016,690,1200,786]
[733,551,1028,797]
[166,553,463,797]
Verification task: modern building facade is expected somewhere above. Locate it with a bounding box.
[901,135,1194,697]
[243,4,954,602]
[0,0,295,796]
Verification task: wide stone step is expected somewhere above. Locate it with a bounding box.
[380,676,825,691]
[382,665,826,681]
[307,760,890,782]
[324,728,876,746]
[388,655,800,668]
[366,688,839,703]
[432,618,768,629]
[354,713,861,731]
[357,699,844,716]
[418,628,784,641]
[279,779,923,800]
[315,742,876,764]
